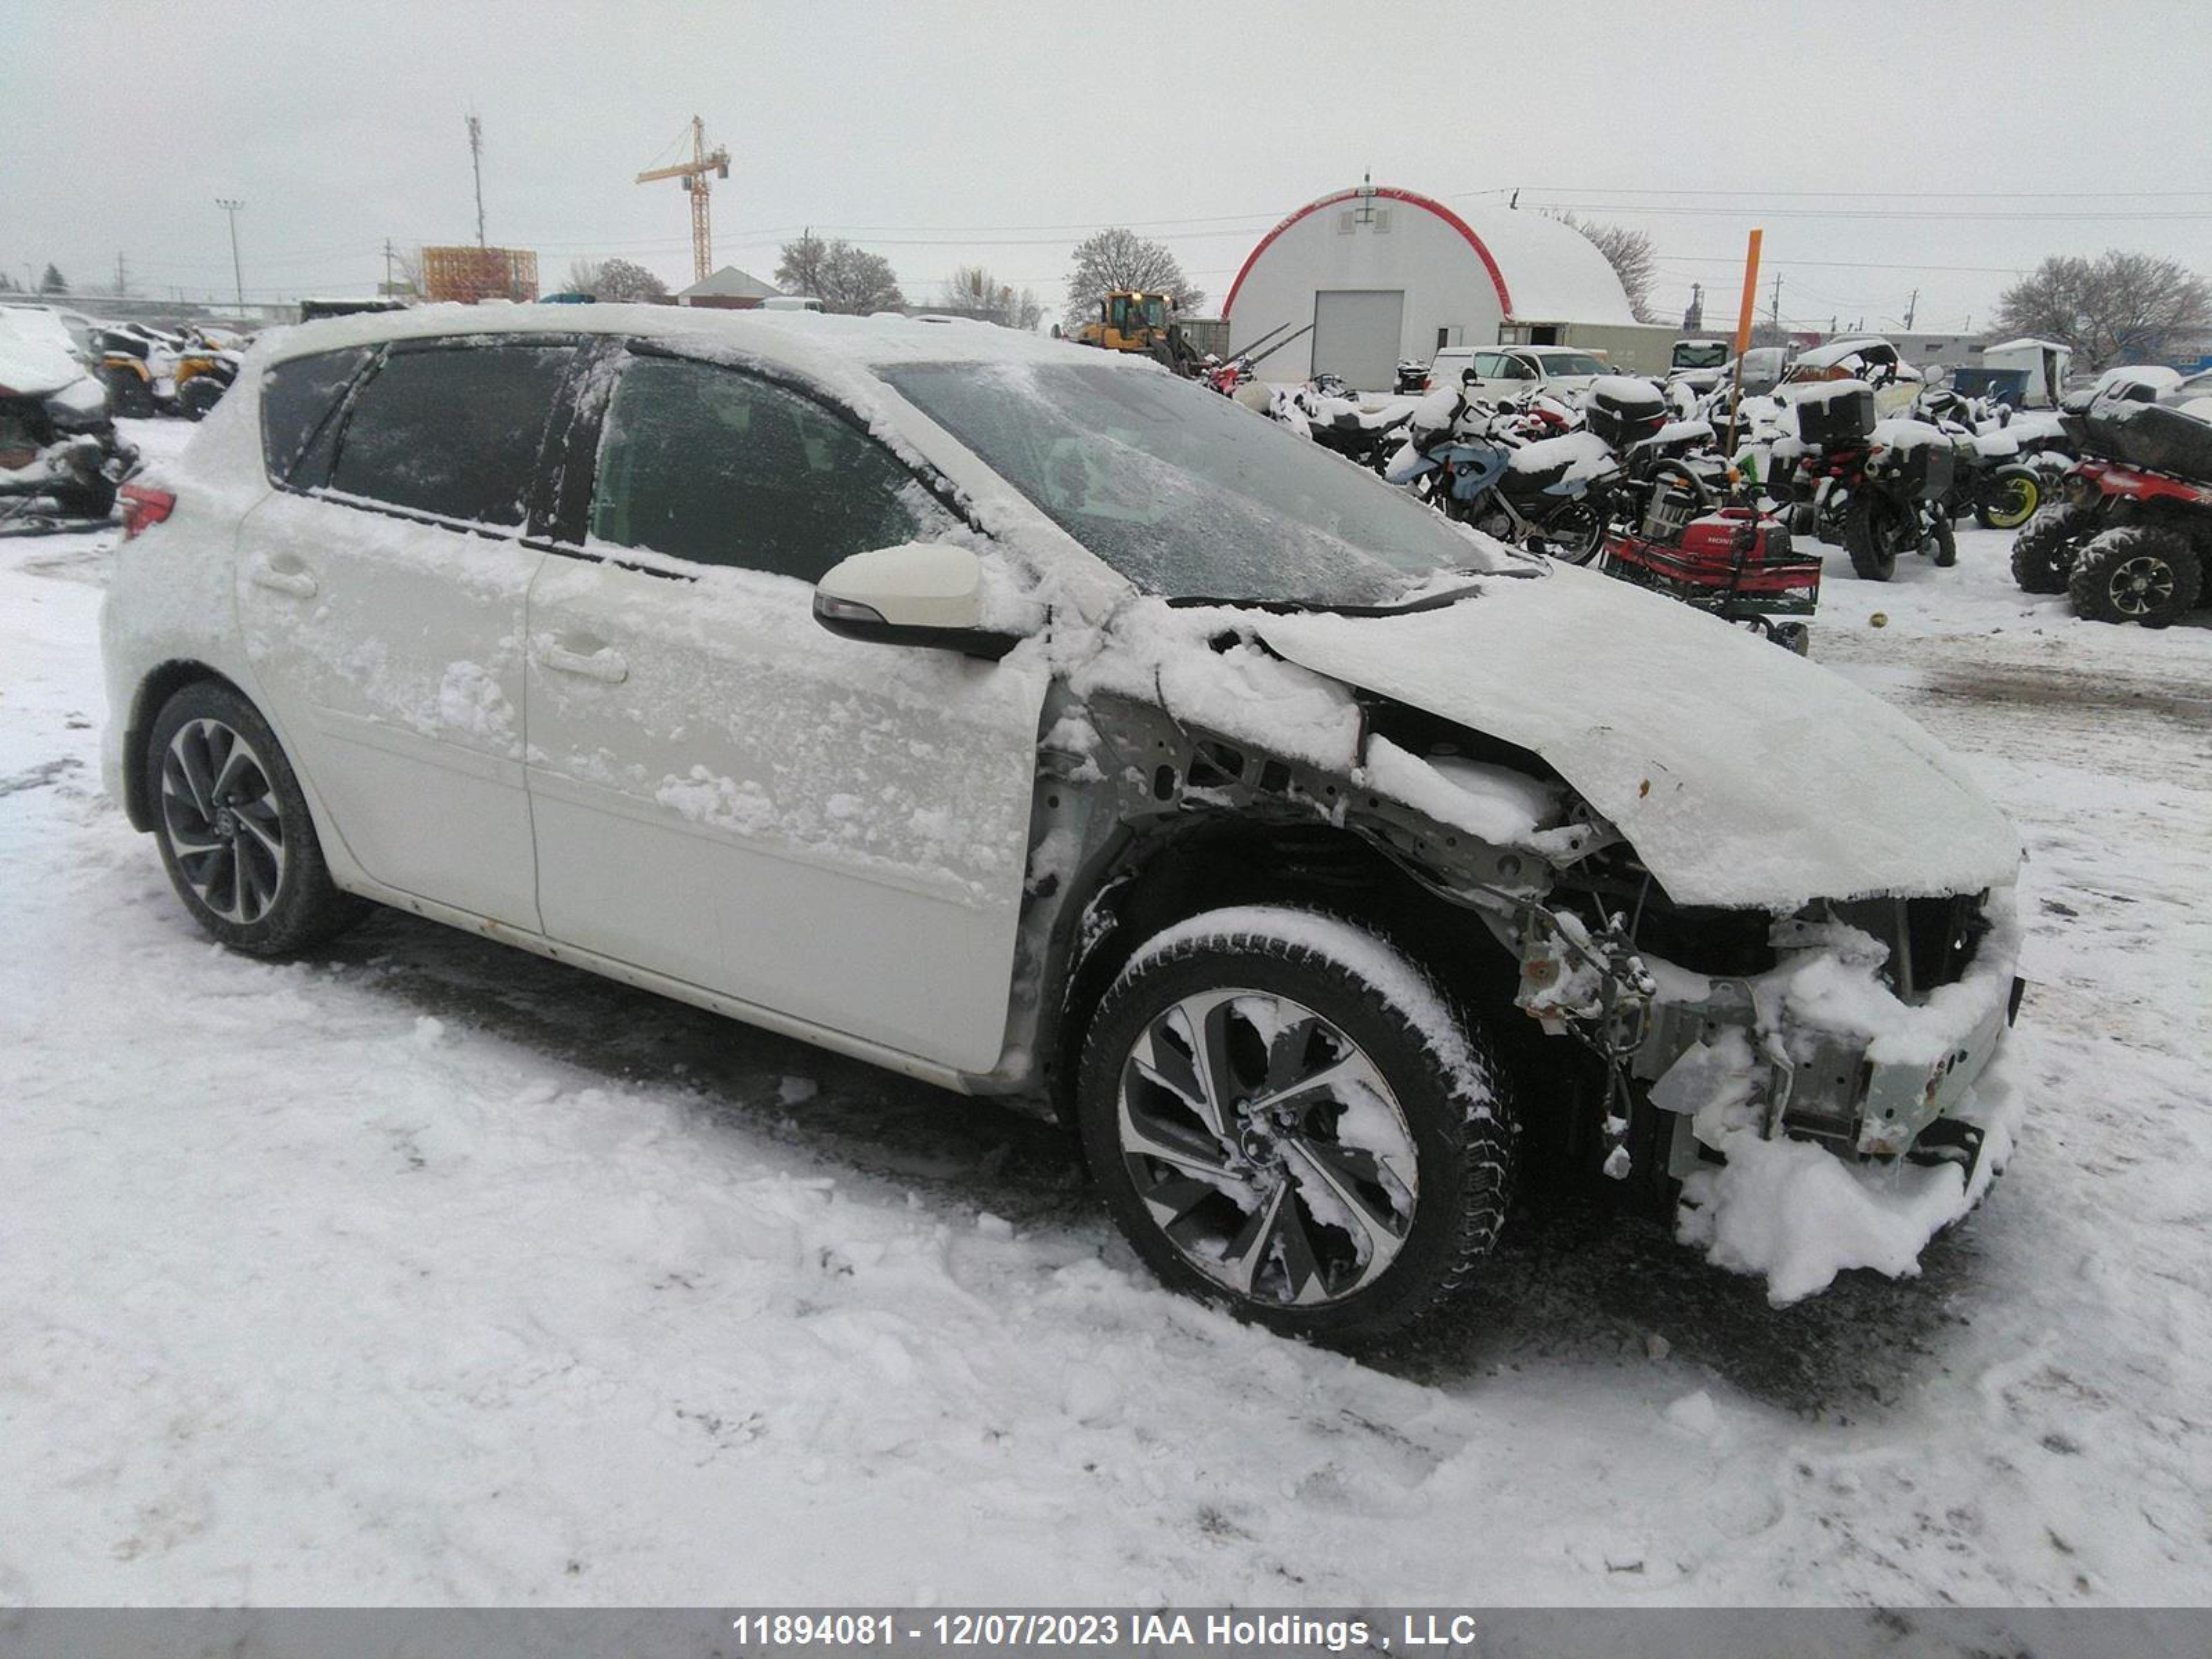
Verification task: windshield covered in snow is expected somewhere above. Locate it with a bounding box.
[880,361,1506,603]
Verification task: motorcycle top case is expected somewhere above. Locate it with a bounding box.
[2082,399,2212,485]
[1792,379,1878,449]
[1587,376,1668,450]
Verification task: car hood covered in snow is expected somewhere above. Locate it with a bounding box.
[1254,563,2021,910]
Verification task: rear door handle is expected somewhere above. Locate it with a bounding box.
[249,562,317,599]
[536,642,628,684]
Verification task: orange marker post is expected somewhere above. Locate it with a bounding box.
[1724,228,1763,461]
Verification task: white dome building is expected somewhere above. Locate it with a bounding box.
[1223,182,1640,391]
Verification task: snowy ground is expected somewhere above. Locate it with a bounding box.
[3,422,2209,1606]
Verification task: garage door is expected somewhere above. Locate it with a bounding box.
[1311,290,1405,395]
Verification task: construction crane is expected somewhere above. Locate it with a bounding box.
[635,117,731,287]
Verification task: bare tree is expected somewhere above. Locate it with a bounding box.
[1994,250,2212,370]
[776,234,903,315]
[1547,212,1658,324]
[942,265,1044,329]
[588,259,668,303]
[1064,228,1203,329]
[565,259,604,295]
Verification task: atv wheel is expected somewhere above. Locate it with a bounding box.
[2010,501,2097,594]
[1078,907,1514,1344]
[178,376,227,421]
[102,366,154,420]
[1976,466,2041,532]
[1843,491,1915,581]
[2068,526,2202,628]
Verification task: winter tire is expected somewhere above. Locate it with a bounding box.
[2068,526,2202,628]
[1975,465,2040,532]
[1076,906,1514,1344]
[1843,491,1913,581]
[147,681,365,956]
[2010,501,2096,594]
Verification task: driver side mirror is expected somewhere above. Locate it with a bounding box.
[812,542,1026,660]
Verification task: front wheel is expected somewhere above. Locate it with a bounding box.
[1842,489,1915,581]
[1975,465,2041,531]
[2010,500,2097,594]
[147,681,366,955]
[1077,908,1515,1344]
[2068,526,2202,628]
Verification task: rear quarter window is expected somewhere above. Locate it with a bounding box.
[261,346,372,487]
[326,340,577,527]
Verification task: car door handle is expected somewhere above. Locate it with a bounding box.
[249,562,317,599]
[536,642,628,684]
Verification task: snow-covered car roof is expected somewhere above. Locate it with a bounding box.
[0,306,87,397]
[1793,336,1900,371]
[258,301,1137,383]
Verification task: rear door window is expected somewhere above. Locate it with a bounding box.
[586,354,934,583]
[260,346,371,487]
[328,341,577,527]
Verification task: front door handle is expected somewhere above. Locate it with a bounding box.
[249,561,317,599]
[536,642,629,685]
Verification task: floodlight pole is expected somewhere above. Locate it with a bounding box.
[216,198,245,313]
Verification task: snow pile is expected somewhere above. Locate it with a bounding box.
[1870,418,1951,453]
[1506,429,1616,484]
[1358,737,1564,846]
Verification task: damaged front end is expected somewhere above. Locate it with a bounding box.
[1031,667,2023,1301]
[1520,878,2025,1183]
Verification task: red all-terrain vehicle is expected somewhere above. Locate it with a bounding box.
[2010,389,2212,626]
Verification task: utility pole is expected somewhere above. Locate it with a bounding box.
[114,252,129,296]
[1904,288,1919,330]
[467,114,487,247]
[1768,272,1782,333]
[216,198,245,312]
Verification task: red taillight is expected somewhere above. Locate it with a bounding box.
[120,484,175,538]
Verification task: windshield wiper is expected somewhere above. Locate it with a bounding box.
[1165,582,1487,617]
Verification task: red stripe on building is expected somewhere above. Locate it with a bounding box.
[1220,186,1515,321]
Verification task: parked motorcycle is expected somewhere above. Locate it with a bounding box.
[0,310,139,521]
[2009,386,2212,626]
[1389,392,1620,563]
[1272,382,1413,474]
[1778,379,1956,581]
[1911,387,2047,531]
[1394,359,1430,395]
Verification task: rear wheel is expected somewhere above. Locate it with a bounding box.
[147,682,366,955]
[1536,496,1607,565]
[1975,465,2041,531]
[1077,908,1514,1344]
[1843,490,1913,581]
[2011,500,2097,594]
[2068,525,2202,628]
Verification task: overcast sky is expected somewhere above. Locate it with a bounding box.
[6,0,2209,333]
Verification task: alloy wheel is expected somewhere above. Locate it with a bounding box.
[2108,554,2177,618]
[160,718,288,926]
[1114,988,1419,1307]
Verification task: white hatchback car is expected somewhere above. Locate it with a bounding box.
[104,305,2026,1338]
